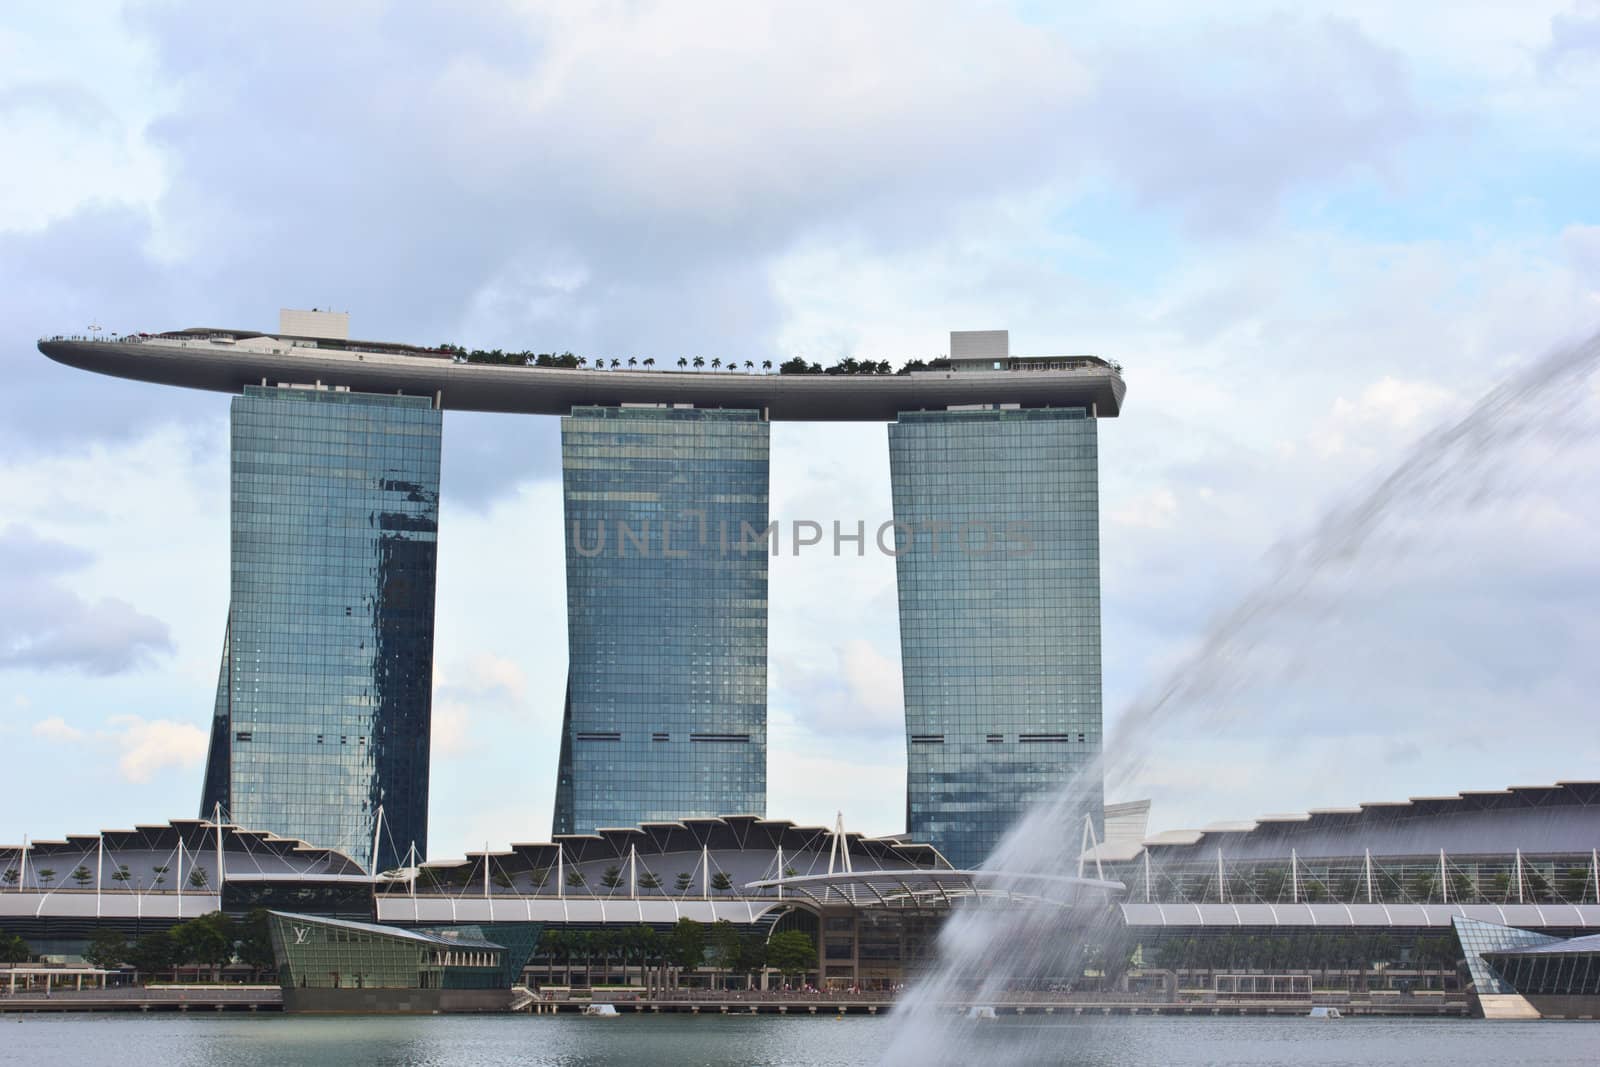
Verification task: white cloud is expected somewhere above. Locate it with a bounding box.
[101,714,208,785]
[453,1,1092,221]
[427,654,529,759]
[1311,376,1460,457]
[767,750,906,839]
[840,639,903,715]
[0,6,170,233]
[1109,487,1179,530]
[445,653,528,703]
[31,715,84,743]
[430,700,471,758]
[1333,376,1459,431]
[7,1,1600,852]
[1081,14,1427,234]
[1565,223,1600,283]
[0,525,176,676]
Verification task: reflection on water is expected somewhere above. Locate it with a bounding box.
[8,1014,1598,1067]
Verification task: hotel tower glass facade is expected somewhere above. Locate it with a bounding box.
[200,386,441,871]
[888,407,1104,868]
[554,406,769,835]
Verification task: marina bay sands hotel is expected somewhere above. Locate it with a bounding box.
[40,313,1124,871]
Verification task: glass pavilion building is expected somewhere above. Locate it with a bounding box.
[200,384,442,871]
[889,404,1104,869]
[553,406,770,835]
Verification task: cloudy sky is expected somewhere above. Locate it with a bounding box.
[4,1,1600,856]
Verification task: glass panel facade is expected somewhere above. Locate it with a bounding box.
[1486,948,1600,996]
[199,620,233,815]
[201,386,441,871]
[888,407,1103,868]
[554,406,769,834]
[267,912,513,991]
[1451,916,1561,994]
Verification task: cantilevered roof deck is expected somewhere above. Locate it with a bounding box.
[38,332,1126,421]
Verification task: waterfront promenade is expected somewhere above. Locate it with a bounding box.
[0,986,1471,1017]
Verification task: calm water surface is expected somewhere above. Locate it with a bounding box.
[8,1013,1596,1066]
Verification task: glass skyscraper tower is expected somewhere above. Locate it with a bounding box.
[200,385,441,871]
[554,406,769,835]
[888,407,1104,869]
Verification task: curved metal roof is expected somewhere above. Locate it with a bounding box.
[1,818,364,874]
[38,335,1126,421]
[1100,782,1600,864]
[441,815,951,873]
[745,869,1125,910]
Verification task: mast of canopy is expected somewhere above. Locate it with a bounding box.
[371,806,385,877]
[827,809,854,894]
[214,802,226,896]
[1076,816,1104,880]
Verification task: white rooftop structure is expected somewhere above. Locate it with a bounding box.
[278,307,349,340]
